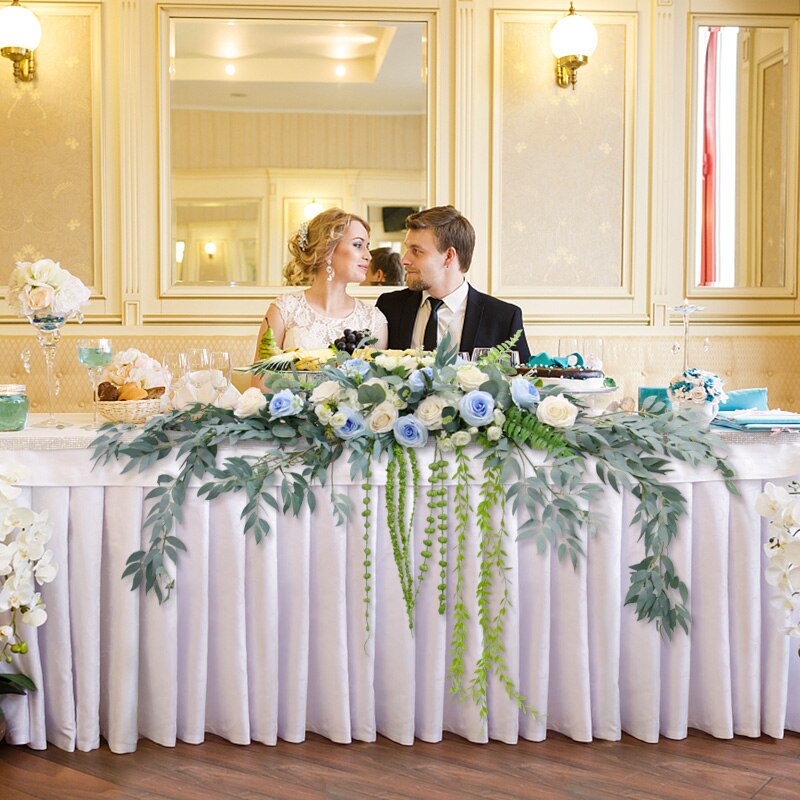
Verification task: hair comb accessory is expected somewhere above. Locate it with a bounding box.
[298,222,309,252]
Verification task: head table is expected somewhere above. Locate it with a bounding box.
[1,414,799,754]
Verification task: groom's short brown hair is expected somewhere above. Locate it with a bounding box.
[405,205,475,273]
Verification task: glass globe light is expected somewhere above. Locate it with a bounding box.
[0,1,42,53]
[550,5,597,60]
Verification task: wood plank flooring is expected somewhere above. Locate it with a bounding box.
[2,730,799,799]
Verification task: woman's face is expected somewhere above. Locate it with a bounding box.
[330,221,371,283]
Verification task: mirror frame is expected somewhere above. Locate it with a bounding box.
[685,14,800,300]
[157,5,436,299]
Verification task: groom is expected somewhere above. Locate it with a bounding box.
[376,205,531,362]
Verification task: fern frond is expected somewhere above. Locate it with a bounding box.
[502,406,572,456]
[478,329,523,365]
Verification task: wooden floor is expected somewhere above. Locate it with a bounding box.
[2,729,800,800]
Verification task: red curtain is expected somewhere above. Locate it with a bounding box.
[700,28,719,286]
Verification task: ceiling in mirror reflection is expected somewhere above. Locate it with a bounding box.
[171,20,426,113]
[166,16,428,290]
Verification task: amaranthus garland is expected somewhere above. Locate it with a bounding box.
[90,335,737,716]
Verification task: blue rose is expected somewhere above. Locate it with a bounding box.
[341,358,371,380]
[393,414,429,448]
[510,377,540,409]
[459,390,495,427]
[408,367,433,393]
[269,388,304,420]
[332,406,367,439]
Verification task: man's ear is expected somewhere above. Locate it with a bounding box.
[443,247,458,268]
[374,268,386,284]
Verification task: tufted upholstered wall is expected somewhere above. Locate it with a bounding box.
[2,333,798,415]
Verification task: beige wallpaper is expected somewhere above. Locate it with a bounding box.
[0,14,95,287]
[497,22,626,288]
[761,60,785,288]
[171,110,425,171]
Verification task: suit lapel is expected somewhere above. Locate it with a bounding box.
[460,286,484,355]
[399,290,422,348]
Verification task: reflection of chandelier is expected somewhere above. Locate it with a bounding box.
[303,199,323,220]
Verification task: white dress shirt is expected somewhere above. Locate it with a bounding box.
[410,280,470,350]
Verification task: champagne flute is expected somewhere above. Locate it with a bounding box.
[210,351,231,403]
[77,338,113,428]
[163,352,187,407]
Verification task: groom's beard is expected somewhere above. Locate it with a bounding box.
[405,274,430,292]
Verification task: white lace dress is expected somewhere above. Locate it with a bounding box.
[275,292,388,350]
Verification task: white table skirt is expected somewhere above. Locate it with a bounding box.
[2,417,800,753]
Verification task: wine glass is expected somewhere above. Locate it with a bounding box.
[184,348,211,402]
[471,347,491,363]
[77,338,113,428]
[558,338,579,359]
[582,337,604,370]
[210,351,231,403]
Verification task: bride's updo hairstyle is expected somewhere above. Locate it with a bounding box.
[283,207,370,285]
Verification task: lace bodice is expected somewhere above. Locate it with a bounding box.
[275,292,387,350]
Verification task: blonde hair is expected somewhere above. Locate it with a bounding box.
[282,208,370,285]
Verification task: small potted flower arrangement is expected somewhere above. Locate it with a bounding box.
[668,367,728,426]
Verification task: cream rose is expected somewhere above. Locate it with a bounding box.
[451,430,472,447]
[486,425,503,441]
[374,354,400,371]
[415,395,447,430]
[367,401,398,433]
[25,284,54,312]
[315,404,334,425]
[234,387,267,418]
[310,380,343,405]
[456,364,488,392]
[689,385,708,403]
[536,395,578,428]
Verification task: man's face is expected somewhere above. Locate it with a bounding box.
[401,228,448,293]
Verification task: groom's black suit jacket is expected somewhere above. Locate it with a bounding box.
[376,285,531,363]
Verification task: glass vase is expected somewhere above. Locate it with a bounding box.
[27,313,68,427]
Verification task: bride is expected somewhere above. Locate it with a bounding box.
[253,208,389,367]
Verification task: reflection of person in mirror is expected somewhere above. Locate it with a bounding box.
[252,208,389,384]
[376,205,531,361]
[361,247,404,286]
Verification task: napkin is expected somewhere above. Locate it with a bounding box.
[718,387,768,412]
[169,370,242,410]
[714,408,800,430]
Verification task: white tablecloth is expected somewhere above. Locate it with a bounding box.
[2,416,800,752]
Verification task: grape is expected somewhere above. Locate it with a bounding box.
[332,328,373,355]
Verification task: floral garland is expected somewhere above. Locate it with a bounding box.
[91,336,736,716]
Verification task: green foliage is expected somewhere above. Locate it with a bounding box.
[502,406,572,456]
[475,329,522,366]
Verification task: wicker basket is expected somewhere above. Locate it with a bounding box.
[97,399,162,424]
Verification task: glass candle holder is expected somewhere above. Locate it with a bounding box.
[0,385,29,431]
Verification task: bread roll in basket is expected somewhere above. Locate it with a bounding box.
[97,399,162,424]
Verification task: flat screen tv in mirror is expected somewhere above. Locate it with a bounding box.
[164,13,429,291]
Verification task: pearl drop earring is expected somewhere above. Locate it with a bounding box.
[326,258,334,281]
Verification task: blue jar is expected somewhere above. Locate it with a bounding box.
[0,385,29,431]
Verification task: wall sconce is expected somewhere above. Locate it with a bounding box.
[550,2,598,90]
[303,199,323,220]
[0,0,42,82]
[204,241,217,259]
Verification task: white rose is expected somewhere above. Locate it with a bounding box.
[689,385,708,404]
[367,401,398,433]
[452,430,472,447]
[51,274,90,315]
[457,364,489,392]
[415,395,447,430]
[493,410,506,426]
[374,354,400,371]
[400,355,420,371]
[315,404,334,425]
[234,387,267,418]
[420,355,435,367]
[487,425,503,441]
[536,395,579,428]
[30,259,65,287]
[310,380,343,405]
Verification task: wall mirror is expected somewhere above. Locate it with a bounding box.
[161,10,429,293]
[687,19,799,293]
